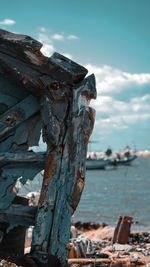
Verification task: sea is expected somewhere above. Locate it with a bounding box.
[72,156,150,232]
[18,156,150,232]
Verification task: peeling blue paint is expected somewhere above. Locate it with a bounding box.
[0,28,96,266]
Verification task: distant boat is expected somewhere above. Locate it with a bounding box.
[109,154,137,166]
[86,158,110,170]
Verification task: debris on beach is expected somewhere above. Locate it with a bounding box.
[68,222,150,266]
[1,221,150,266]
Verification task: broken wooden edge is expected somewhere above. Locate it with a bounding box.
[0,28,89,90]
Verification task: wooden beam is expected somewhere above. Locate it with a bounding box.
[0,152,45,166]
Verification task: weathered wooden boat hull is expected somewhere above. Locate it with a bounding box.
[0,28,97,266]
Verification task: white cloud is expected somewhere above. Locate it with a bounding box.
[93,93,150,124]
[93,94,150,116]
[41,44,55,57]
[37,33,55,57]
[86,63,150,134]
[122,113,150,123]
[67,34,79,40]
[37,31,73,58]
[95,116,128,130]
[86,64,150,95]
[52,34,64,41]
[131,95,150,112]
[95,112,150,131]
[0,18,15,25]
[132,94,150,103]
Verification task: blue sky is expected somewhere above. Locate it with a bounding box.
[1,0,150,151]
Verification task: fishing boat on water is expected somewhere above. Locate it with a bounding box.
[86,157,110,170]
[109,144,137,166]
[86,145,137,170]
[110,154,137,166]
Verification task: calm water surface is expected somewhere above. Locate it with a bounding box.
[19,157,150,231]
[73,157,150,231]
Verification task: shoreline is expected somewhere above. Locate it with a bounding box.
[1,221,150,266]
[135,152,150,157]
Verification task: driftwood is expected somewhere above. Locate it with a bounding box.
[68,258,147,266]
[0,28,96,266]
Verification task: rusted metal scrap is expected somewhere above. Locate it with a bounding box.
[0,29,96,266]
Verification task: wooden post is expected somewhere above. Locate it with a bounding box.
[112,215,133,244]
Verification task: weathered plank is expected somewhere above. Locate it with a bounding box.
[0,73,30,100]
[0,95,40,142]
[0,152,45,166]
[0,92,19,110]
[49,52,88,84]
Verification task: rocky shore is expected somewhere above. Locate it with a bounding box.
[68,222,150,266]
[1,222,150,266]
